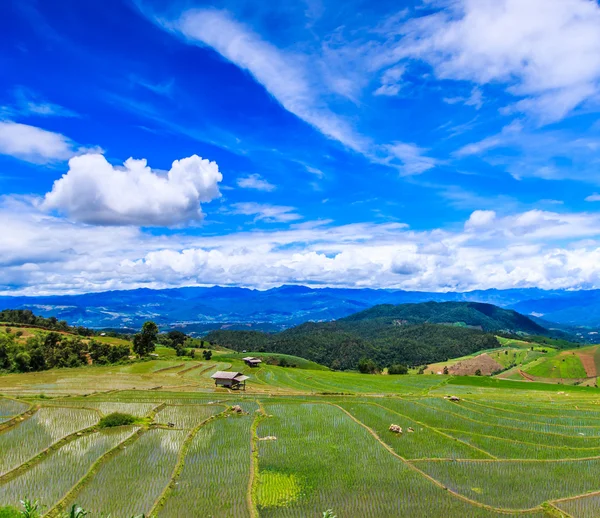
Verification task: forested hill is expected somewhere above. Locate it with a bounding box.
[205,302,572,371]
[342,301,547,334]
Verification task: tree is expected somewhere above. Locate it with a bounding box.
[443,366,449,375]
[167,330,187,348]
[358,358,379,374]
[202,349,212,361]
[388,363,408,375]
[133,321,158,357]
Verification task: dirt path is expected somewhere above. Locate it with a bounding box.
[518,370,535,381]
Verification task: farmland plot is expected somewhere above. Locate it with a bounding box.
[421,397,600,436]
[0,398,28,420]
[45,400,158,417]
[555,493,600,517]
[416,459,600,509]
[0,426,136,508]
[158,415,252,517]
[257,403,518,517]
[379,398,600,448]
[460,399,600,426]
[338,402,491,459]
[0,407,98,475]
[154,404,222,429]
[444,429,600,460]
[70,429,186,515]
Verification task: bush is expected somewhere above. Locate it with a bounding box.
[0,506,21,518]
[388,363,408,375]
[358,358,379,374]
[98,412,136,428]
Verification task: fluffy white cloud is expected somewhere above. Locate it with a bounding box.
[236,173,276,192]
[5,199,600,295]
[586,193,600,202]
[0,121,75,163]
[397,0,600,122]
[228,202,301,223]
[42,153,222,226]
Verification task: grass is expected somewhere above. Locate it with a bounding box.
[98,412,137,428]
[525,351,588,379]
[214,352,329,371]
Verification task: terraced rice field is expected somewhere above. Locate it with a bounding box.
[67,428,188,516]
[0,407,98,475]
[3,369,600,516]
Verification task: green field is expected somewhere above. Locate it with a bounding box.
[2,355,600,516]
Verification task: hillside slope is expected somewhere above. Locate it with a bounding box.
[341,301,547,334]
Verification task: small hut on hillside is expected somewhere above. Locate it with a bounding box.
[242,356,262,367]
[210,371,249,390]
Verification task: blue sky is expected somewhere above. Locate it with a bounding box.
[3,0,600,295]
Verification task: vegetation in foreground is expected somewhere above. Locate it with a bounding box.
[0,357,599,517]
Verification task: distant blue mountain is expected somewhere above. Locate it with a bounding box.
[1,285,597,330]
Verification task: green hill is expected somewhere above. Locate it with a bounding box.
[342,301,547,334]
[205,302,577,371]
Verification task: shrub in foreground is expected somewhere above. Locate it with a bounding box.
[98,412,136,428]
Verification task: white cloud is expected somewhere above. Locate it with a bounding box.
[384,142,438,175]
[586,193,600,202]
[396,0,600,123]
[148,7,438,176]
[374,64,406,96]
[465,210,496,229]
[2,87,79,119]
[236,173,276,192]
[229,202,302,223]
[174,9,369,154]
[0,121,76,164]
[443,87,483,110]
[42,153,223,226]
[6,199,600,295]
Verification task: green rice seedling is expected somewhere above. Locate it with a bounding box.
[337,402,491,459]
[554,493,600,517]
[257,403,520,517]
[379,398,600,448]
[154,405,221,429]
[0,427,136,508]
[158,415,252,517]
[69,429,186,516]
[43,401,158,418]
[460,399,600,426]
[0,408,98,475]
[444,429,600,460]
[0,398,28,418]
[416,458,600,509]
[420,397,600,436]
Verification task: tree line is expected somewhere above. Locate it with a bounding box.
[0,330,130,373]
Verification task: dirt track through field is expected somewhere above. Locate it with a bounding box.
[576,350,597,378]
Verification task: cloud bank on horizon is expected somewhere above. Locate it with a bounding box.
[2,0,600,295]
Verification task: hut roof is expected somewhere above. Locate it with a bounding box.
[211,371,243,380]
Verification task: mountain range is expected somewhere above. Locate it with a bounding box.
[1,285,600,332]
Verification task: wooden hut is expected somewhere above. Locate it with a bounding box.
[242,356,262,367]
[210,371,249,390]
